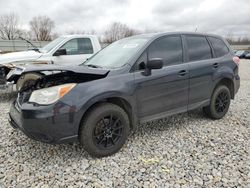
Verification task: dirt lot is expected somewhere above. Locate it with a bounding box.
[0,60,249,188]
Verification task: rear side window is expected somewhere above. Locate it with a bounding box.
[148,36,183,66]
[78,38,94,54]
[186,36,212,61]
[208,37,229,57]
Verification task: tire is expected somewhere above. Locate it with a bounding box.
[203,85,231,119]
[79,103,130,157]
[16,73,41,91]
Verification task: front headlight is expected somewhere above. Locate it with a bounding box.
[29,83,76,105]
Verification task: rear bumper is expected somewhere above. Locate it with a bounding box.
[9,101,79,144]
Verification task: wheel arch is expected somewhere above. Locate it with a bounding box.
[78,94,138,136]
[213,77,235,99]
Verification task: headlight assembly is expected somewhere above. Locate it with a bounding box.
[29,83,76,105]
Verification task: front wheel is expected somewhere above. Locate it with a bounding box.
[79,103,130,157]
[203,85,231,119]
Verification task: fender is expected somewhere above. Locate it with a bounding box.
[77,91,138,130]
[211,65,235,96]
[212,65,234,82]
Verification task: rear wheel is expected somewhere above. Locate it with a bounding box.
[79,103,130,157]
[203,85,231,119]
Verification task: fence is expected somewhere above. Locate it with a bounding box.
[0,40,49,52]
[230,45,250,50]
[0,39,249,53]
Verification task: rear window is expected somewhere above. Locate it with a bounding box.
[186,36,212,61]
[208,37,229,57]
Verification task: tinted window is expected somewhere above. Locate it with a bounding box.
[60,38,93,55]
[186,36,212,61]
[148,36,183,66]
[208,37,229,57]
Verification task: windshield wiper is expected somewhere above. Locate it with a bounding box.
[86,64,102,68]
[19,37,40,53]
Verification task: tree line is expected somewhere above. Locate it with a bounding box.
[226,36,250,45]
[0,13,139,43]
[0,13,249,44]
[0,13,54,41]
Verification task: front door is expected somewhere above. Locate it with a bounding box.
[133,35,189,122]
[52,38,94,65]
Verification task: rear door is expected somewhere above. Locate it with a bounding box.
[133,35,189,122]
[52,38,94,65]
[184,35,216,110]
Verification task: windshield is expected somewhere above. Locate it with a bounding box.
[40,37,66,53]
[84,37,149,68]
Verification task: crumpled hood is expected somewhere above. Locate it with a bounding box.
[0,50,42,65]
[21,64,110,75]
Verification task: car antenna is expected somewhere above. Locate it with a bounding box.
[19,36,40,52]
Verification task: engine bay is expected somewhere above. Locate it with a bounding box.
[17,70,107,105]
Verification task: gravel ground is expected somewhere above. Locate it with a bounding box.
[0,60,249,188]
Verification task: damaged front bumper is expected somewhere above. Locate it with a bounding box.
[9,100,80,144]
[8,65,110,144]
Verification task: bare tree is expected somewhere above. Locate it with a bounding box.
[29,16,55,41]
[0,13,23,40]
[226,35,250,45]
[66,29,97,35]
[67,30,87,35]
[225,30,234,44]
[102,22,139,43]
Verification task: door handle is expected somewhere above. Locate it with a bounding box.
[178,70,187,76]
[213,63,219,68]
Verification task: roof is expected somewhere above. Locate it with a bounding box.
[131,31,223,40]
[60,34,98,38]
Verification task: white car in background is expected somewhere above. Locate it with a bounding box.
[0,35,102,90]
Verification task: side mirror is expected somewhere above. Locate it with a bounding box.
[53,49,67,56]
[142,58,163,76]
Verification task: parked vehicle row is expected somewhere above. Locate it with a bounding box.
[0,35,101,90]
[8,32,240,157]
[234,50,250,59]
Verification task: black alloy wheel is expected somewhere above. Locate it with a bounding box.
[80,103,130,157]
[215,90,229,114]
[203,85,231,119]
[93,114,123,149]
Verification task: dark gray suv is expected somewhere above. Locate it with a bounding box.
[9,32,240,157]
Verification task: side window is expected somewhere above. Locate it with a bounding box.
[61,39,78,55]
[60,38,93,55]
[186,36,212,61]
[78,38,93,54]
[148,36,183,66]
[208,37,229,57]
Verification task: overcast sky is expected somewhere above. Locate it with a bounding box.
[0,0,249,37]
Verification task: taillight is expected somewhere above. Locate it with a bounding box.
[233,56,240,66]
